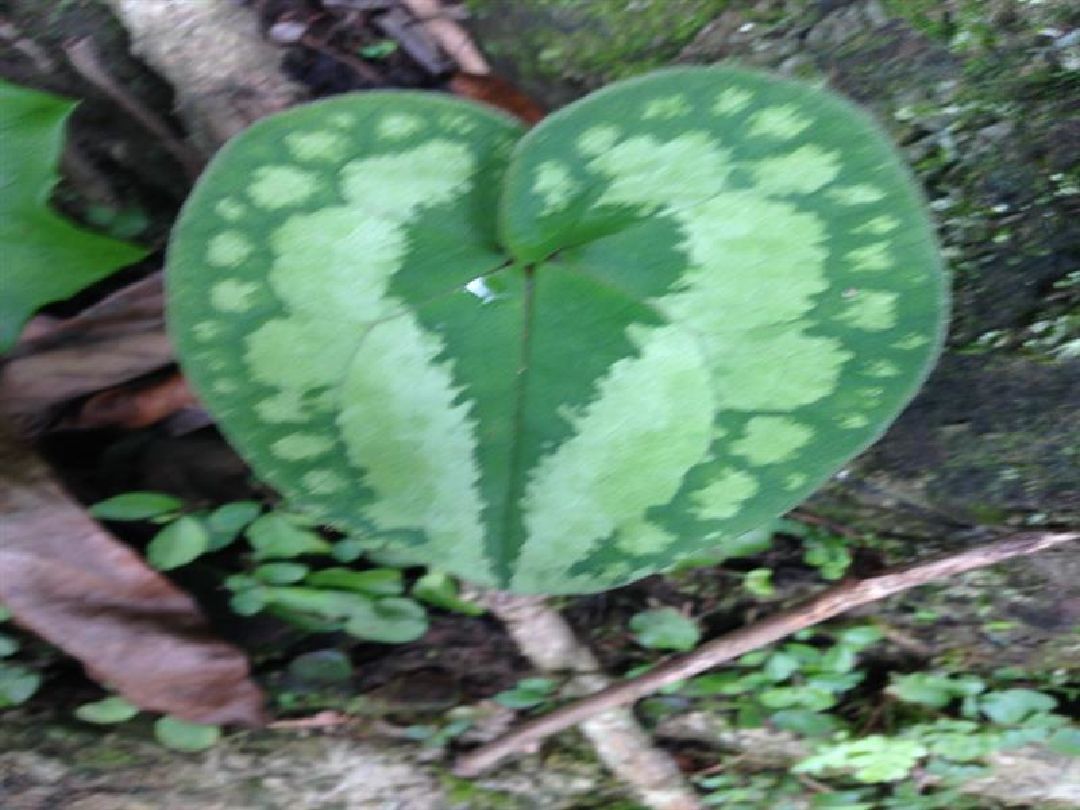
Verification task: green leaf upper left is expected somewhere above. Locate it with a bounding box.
[0,80,147,351]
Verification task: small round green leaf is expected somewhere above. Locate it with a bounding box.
[246,513,331,558]
[305,567,403,595]
[629,607,700,652]
[744,568,775,598]
[168,69,946,595]
[979,689,1057,725]
[253,562,309,584]
[229,587,267,617]
[262,586,373,622]
[153,716,221,752]
[769,709,839,738]
[412,571,484,616]
[343,597,428,643]
[0,664,40,707]
[75,696,140,724]
[91,492,183,521]
[0,633,18,657]
[206,500,263,550]
[146,516,210,570]
[287,649,353,685]
[494,677,558,709]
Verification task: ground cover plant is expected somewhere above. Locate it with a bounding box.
[167,67,948,595]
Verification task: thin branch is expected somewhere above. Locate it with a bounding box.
[477,591,704,810]
[399,0,491,74]
[455,531,1078,777]
[63,37,204,180]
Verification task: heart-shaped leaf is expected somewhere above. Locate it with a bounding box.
[168,68,946,595]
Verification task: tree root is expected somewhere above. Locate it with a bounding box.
[469,591,703,810]
[103,0,303,154]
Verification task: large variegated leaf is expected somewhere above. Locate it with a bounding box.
[167,69,947,595]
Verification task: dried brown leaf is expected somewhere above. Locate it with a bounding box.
[0,417,265,726]
[70,372,199,430]
[0,273,172,435]
[448,72,546,125]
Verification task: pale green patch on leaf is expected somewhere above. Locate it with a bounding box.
[751,145,840,196]
[642,94,690,119]
[712,87,751,115]
[0,80,146,351]
[733,417,813,466]
[829,184,886,205]
[576,125,619,156]
[248,165,317,209]
[532,160,579,214]
[210,279,258,313]
[748,104,811,139]
[286,130,346,161]
[691,469,759,520]
[207,231,253,267]
[215,198,246,221]
[838,290,899,331]
[378,112,423,139]
[846,243,891,272]
[168,69,947,595]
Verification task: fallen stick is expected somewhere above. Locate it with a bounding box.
[455,530,1078,777]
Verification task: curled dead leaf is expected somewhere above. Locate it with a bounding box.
[448,72,546,125]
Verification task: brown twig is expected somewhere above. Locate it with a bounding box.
[63,37,204,180]
[454,531,1078,777]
